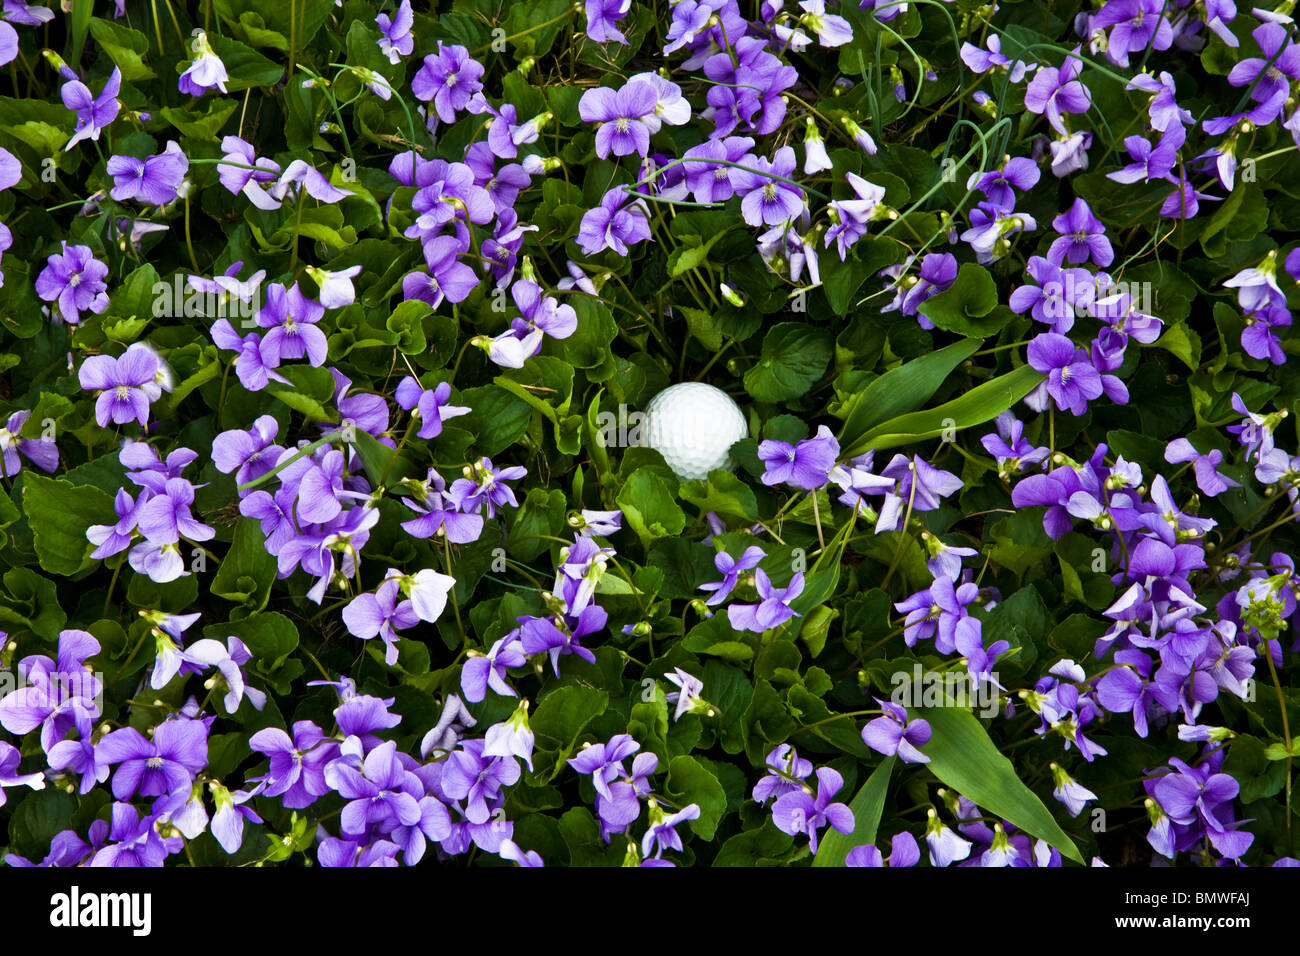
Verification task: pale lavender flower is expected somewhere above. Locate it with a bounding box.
[0,410,59,476]
[78,343,160,428]
[732,146,805,227]
[342,576,420,666]
[0,741,45,808]
[579,79,659,158]
[862,699,931,763]
[178,31,229,95]
[758,424,839,489]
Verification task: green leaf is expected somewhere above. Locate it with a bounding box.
[1154,322,1202,371]
[159,100,239,142]
[913,705,1084,863]
[1263,741,1298,761]
[836,339,980,448]
[208,34,286,89]
[1223,735,1288,802]
[680,305,724,351]
[812,756,895,866]
[386,299,431,354]
[20,475,114,576]
[557,807,613,866]
[531,680,609,734]
[210,517,277,612]
[821,236,896,316]
[211,611,299,671]
[67,0,94,68]
[847,364,1044,457]
[352,428,417,487]
[19,394,73,440]
[678,470,758,522]
[88,17,154,82]
[615,468,687,544]
[668,232,726,277]
[0,567,67,641]
[665,755,728,840]
[7,789,78,862]
[105,263,162,321]
[88,18,154,82]
[917,263,1002,336]
[743,323,833,403]
[264,365,338,423]
[457,385,534,457]
[533,685,609,770]
[713,820,794,866]
[161,349,222,416]
[126,571,198,613]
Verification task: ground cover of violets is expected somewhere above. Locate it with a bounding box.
[0,0,1297,870]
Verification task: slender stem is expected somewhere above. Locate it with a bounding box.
[150,0,166,56]
[810,490,826,551]
[1263,648,1294,854]
[288,0,297,81]
[102,559,124,619]
[298,645,334,682]
[184,192,200,273]
[441,534,466,642]
[793,709,878,737]
[470,8,577,57]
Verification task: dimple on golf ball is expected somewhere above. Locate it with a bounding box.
[642,382,748,481]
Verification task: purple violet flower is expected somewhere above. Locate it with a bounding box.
[758,425,839,489]
[35,243,110,325]
[586,0,632,43]
[727,569,804,633]
[698,545,766,607]
[78,343,161,428]
[376,0,414,63]
[771,766,854,853]
[576,187,652,256]
[732,146,805,227]
[61,67,121,150]
[862,699,932,763]
[1027,332,1103,415]
[411,43,484,124]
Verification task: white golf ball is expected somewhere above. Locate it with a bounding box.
[642,382,749,481]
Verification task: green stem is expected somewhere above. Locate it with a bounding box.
[184,192,200,273]
[441,534,466,642]
[1263,648,1294,854]
[102,559,123,619]
[470,7,577,57]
